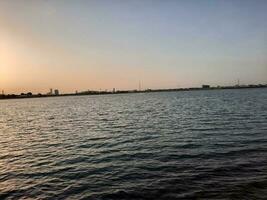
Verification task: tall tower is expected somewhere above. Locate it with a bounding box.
[139,81,141,91]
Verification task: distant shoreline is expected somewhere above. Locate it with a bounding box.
[1,84,266,100]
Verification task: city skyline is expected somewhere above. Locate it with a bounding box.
[1,0,267,94]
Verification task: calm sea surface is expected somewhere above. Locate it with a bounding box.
[0,88,267,200]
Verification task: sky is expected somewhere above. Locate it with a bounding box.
[0,0,267,94]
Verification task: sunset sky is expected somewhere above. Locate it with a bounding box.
[0,0,267,94]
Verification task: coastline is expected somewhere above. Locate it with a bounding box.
[1,84,266,101]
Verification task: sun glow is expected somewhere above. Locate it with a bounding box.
[0,33,21,88]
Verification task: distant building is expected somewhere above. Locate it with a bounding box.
[113,88,116,93]
[47,88,53,95]
[202,85,210,89]
[54,89,59,95]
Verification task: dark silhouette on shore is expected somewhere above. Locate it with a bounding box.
[0,83,266,100]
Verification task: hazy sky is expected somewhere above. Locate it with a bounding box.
[0,0,267,93]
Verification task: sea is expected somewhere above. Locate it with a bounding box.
[0,88,267,199]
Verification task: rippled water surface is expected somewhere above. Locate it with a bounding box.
[1,89,267,199]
